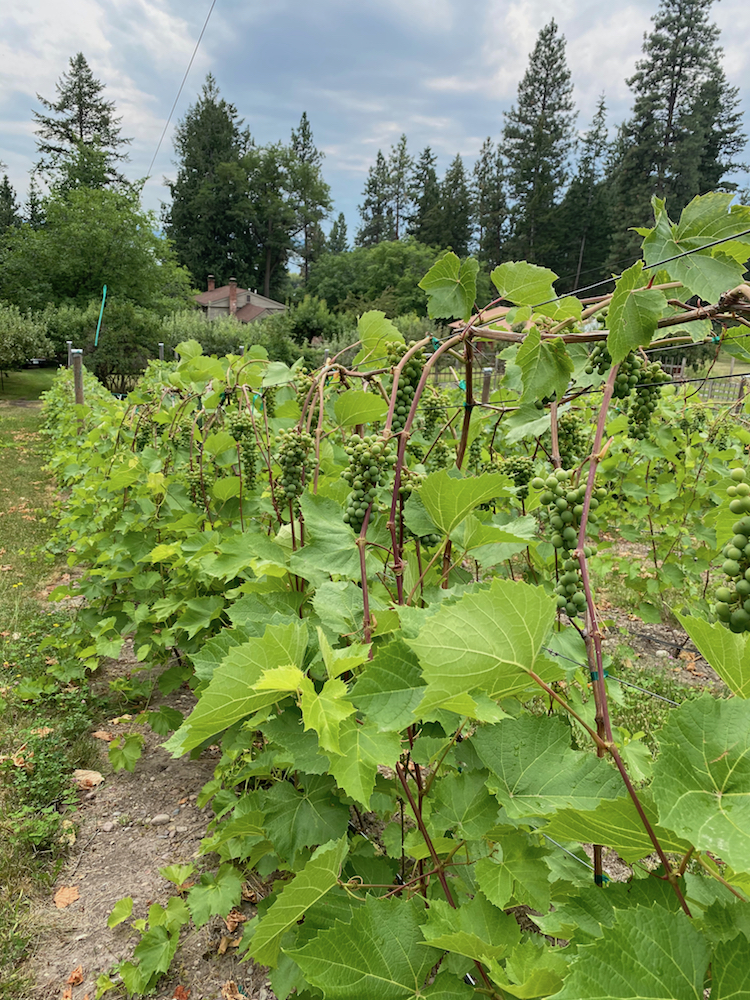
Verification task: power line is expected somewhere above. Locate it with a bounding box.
[146,0,219,181]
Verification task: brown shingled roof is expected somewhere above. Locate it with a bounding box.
[194,284,248,305]
[235,302,267,322]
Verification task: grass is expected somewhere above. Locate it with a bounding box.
[0,398,105,997]
[0,368,57,403]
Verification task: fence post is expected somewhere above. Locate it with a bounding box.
[481,367,493,405]
[239,345,245,356]
[67,341,73,367]
[71,349,84,434]
[735,377,748,414]
[158,342,164,361]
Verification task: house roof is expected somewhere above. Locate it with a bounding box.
[194,284,246,305]
[235,303,267,322]
[194,285,286,311]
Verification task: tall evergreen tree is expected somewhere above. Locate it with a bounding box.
[356,151,392,246]
[246,143,297,299]
[289,112,331,282]
[33,52,131,185]
[502,20,576,264]
[409,146,442,247]
[387,134,413,240]
[327,212,348,254]
[0,174,21,234]
[472,138,508,268]
[164,75,257,290]
[608,0,746,264]
[439,154,472,256]
[25,176,45,229]
[550,96,612,290]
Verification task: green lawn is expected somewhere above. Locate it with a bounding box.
[0,368,57,402]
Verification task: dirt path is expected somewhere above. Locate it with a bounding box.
[27,648,274,1000]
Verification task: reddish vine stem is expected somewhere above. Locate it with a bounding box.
[549,400,561,469]
[395,763,501,998]
[357,504,374,643]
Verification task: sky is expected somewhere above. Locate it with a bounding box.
[1,0,749,249]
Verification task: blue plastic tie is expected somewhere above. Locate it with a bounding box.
[589,669,609,681]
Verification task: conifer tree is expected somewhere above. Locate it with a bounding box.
[549,96,612,290]
[387,134,413,240]
[327,212,348,254]
[289,112,331,281]
[164,75,257,290]
[608,0,746,264]
[502,20,576,264]
[33,52,131,185]
[439,154,472,256]
[472,138,508,268]
[409,146,443,247]
[356,151,392,246]
[0,174,20,234]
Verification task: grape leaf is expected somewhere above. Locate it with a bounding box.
[290,493,371,586]
[300,677,356,754]
[334,390,388,427]
[711,935,750,999]
[327,719,402,807]
[431,769,500,839]
[351,638,427,732]
[651,694,750,874]
[408,578,560,702]
[607,261,666,364]
[675,613,750,699]
[488,939,569,999]
[357,311,404,365]
[249,837,349,968]
[286,896,441,1000]
[175,595,225,639]
[476,839,552,912]
[418,470,510,535]
[515,328,574,405]
[420,894,520,962]
[490,261,557,306]
[264,707,331,775]
[262,776,350,864]
[107,896,133,928]
[187,864,242,928]
[418,252,479,321]
[551,904,710,999]
[164,622,308,755]
[541,792,691,863]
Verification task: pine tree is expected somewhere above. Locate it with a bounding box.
[356,151,392,246]
[608,0,746,264]
[549,96,612,290]
[246,143,297,300]
[387,134,413,240]
[502,19,576,264]
[164,75,257,290]
[26,176,45,229]
[289,112,331,282]
[409,147,443,247]
[0,174,20,234]
[33,52,131,185]
[439,154,472,256]
[472,138,508,268]
[327,212,348,253]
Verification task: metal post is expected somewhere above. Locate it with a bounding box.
[71,349,84,433]
[174,348,179,360]
[729,357,736,377]
[67,341,73,367]
[735,377,748,414]
[239,345,245,356]
[481,367,493,405]
[324,348,330,364]
[158,342,164,361]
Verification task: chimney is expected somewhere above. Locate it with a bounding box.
[229,277,237,316]
[207,274,215,292]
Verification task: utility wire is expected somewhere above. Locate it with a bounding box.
[146,0,219,180]
[543,647,681,706]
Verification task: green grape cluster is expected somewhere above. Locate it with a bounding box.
[713,469,750,632]
[468,437,483,472]
[428,437,451,471]
[557,411,586,469]
[531,469,604,618]
[225,410,257,490]
[134,414,154,450]
[341,434,392,532]
[678,409,707,436]
[498,455,534,500]
[585,346,644,399]
[295,369,314,411]
[264,387,277,419]
[421,387,447,437]
[628,362,671,440]
[407,440,425,465]
[398,469,441,548]
[183,464,215,506]
[387,341,425,433]
[276,428,313,505]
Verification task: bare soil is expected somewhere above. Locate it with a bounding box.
[26,644,274,1000]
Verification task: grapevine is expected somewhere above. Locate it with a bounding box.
[627,361,671,440]
[713,468,750,632]
[275,427,313,506]
[225,408,257,491]
[556,410,586,469]
[497,455,534,500]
